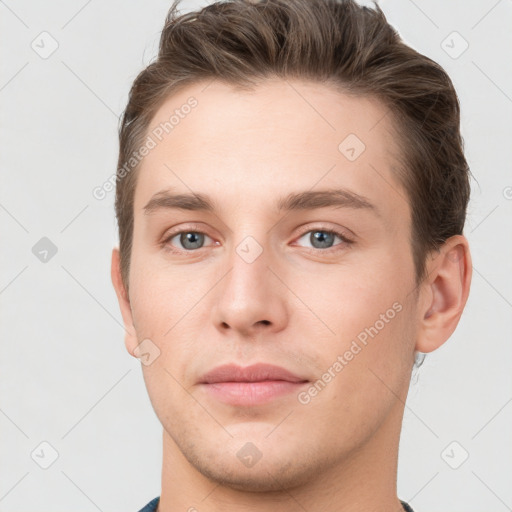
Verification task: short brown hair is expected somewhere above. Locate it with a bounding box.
[115,0,471,295]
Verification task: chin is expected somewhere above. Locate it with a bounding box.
[193,458,313,493]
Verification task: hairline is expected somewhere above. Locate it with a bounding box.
[121,77,422,294]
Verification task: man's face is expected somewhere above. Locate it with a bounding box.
[122,79,422,490]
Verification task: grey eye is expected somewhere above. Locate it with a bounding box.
[297,230,339,249]
[174,232,207,250]
[310,231,335,249]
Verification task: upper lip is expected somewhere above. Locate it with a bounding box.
[199,363,308,384]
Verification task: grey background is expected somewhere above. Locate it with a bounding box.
[0,1,511,511]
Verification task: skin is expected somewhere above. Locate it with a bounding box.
[111,79,472,512]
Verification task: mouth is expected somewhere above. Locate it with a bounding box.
[198,363,309,406]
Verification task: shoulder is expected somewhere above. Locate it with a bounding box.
[137,496,160,512]
[400,500,415,512]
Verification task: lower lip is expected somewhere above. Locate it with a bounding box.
[201,380,309,406]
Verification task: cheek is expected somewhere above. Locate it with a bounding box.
[291,257,404,335]
[128,252,195,335]
[291,252,414,382]
[128,271,166,334]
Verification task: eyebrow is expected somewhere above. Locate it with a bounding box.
[143,188,379,216]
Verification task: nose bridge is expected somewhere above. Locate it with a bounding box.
[226,232,272,311]
[212,229,287,335]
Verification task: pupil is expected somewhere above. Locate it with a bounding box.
[181,232,203,250]
[312,231,333,248]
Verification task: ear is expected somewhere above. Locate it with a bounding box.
[415,234,472,354]
[111,247,139,357]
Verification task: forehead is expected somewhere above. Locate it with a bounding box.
[133,78,409,225]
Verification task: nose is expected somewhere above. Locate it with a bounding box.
[211,236,289,338]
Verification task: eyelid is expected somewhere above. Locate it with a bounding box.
[160,223,217,249]
[161,223,354,253]
[161,222,211,239]
[292,224,354,252]
[294,223,354,241]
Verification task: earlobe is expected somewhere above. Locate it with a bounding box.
[415,235,472,354]
[110,248,139,357]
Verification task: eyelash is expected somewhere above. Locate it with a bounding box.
[293,226,354,253]
[161,224,354,255]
